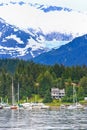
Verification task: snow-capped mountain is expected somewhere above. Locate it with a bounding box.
[0,1,87,60]
[0,18,48,59]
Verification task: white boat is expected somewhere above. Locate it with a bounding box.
[1,103,10,109]
[60,104,66,109]
[67,85,83,110]
[67,103,83,110]
[31,102,49,110]
[22,103,32,110]
[84,106,87,110]
[22,102,49,110]
[0,98,10,109]
[38,103,49,109]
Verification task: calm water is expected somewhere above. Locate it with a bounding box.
[0,108,87,130]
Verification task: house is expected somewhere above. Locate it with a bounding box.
[51,88,65,99]
[84,97,87,101]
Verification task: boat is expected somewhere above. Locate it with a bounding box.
[84,106,87,110]
[10,77,18,110]
[31,102,49,110]
[38,103,49,109]
[0,98,10,109]
[1,103,10,109]
[60,104,66,109]
[0,98,3,109]
[21,102,49,110]
[22,103,32,110]
[17,83,24,109]
[67,85,83,110]
[10,105,18,109]
[67,103,83,110]
[0,105,3,109]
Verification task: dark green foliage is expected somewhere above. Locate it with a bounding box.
[0,58,20,73]
[62,96,73,103]
[43,90,52,103]
[38,71,53,97]
[79,76,87,96]
[0,59,86,103]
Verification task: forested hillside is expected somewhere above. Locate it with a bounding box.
[0,59,87,103]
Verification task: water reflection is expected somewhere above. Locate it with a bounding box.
[0,109,87,130]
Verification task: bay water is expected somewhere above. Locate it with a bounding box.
[0,108,87,130]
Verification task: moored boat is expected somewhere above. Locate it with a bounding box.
[1,103,10,109]
[22,103,32,110]
[0,105,3,109]
[60,104,66,109]
[67,103,83,110]
[38,103,49,109]
[21,102,49,110]
[67,85,83,110]
[10,105,18,109]
[31,102,49,110]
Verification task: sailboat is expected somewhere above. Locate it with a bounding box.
[0,97,3,109]
[67,85,83,110]
[10,77,18,109]
[17,82,24,109]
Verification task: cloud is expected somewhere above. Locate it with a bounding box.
[0,0,87,12]
[0,0,87,35]
[27,0,87,12]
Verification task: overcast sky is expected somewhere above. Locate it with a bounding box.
[0,0,87,12]
[0,0,87,35]
[28,0,87,12]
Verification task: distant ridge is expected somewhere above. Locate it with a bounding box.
[33,34,87,66]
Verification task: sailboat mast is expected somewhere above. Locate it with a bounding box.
[18,82,19,104]
[73,85,77,105]
[12,77,15,105]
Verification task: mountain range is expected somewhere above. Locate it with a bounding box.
[0,18,48,59]
[0,1,87,65]
[0,17,73,60]
[33,34,87,66]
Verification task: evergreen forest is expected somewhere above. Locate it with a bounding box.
[0,59,87,104]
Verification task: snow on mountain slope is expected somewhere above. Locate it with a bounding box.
[0,1,87,60]
[0,18,47,59]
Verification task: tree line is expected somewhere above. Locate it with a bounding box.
[0,59,87,103]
